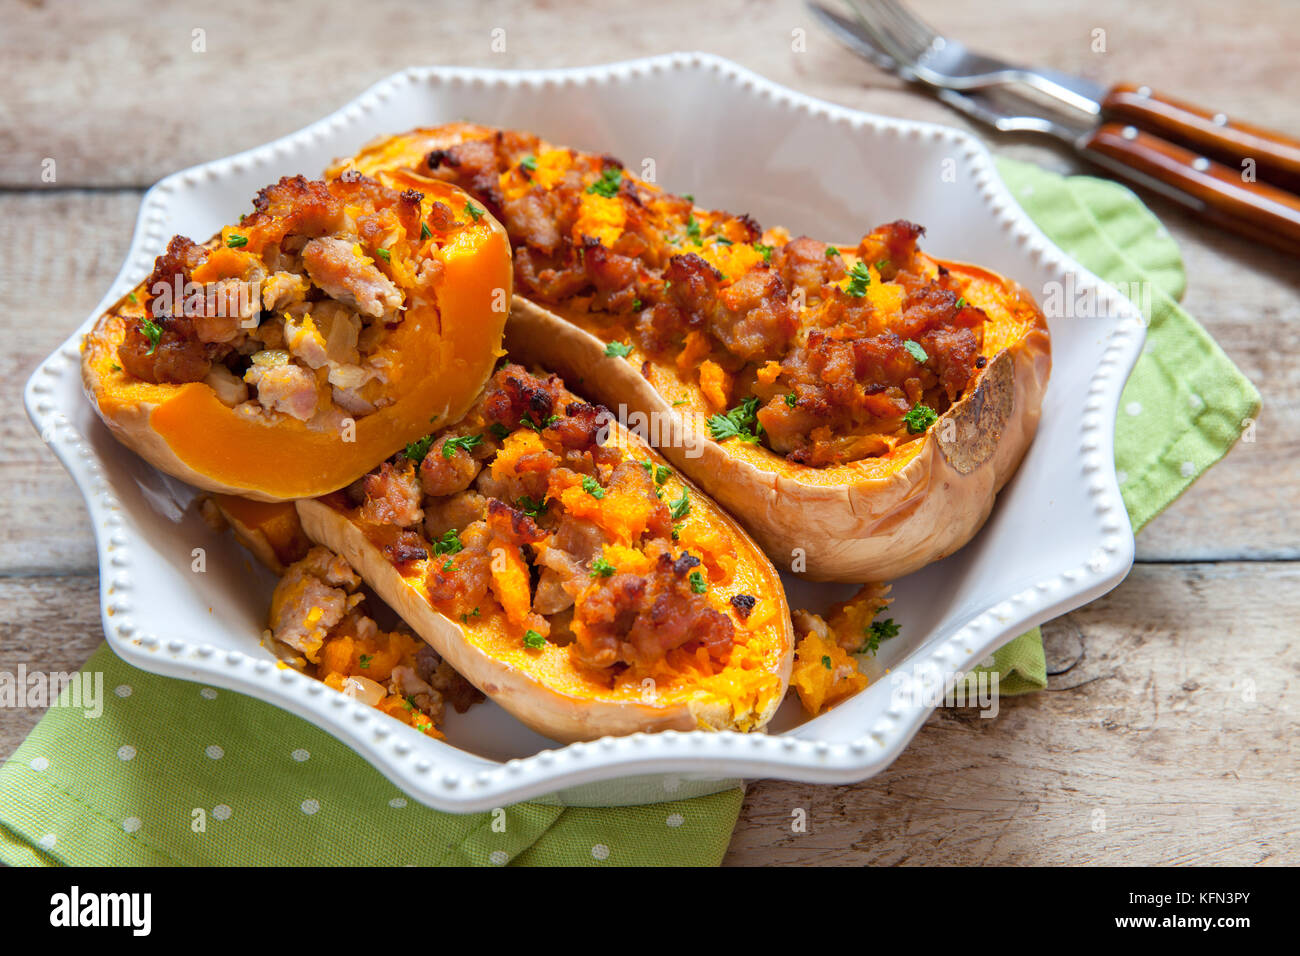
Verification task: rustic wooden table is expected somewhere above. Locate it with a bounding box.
[2,0,1296,865]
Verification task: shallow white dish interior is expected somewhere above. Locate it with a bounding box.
[25,53,1143,811]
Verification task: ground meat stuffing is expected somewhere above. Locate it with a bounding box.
[114,173,442,431]
[366,126,993,466]
[332,363,751,673]
[267,546,481,736]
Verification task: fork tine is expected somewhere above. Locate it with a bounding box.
[843,0,921,68]
[875,0,938,56]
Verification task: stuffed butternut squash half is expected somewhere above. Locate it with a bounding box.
[332,125,1051,581]
[83,173,512,501]
[295,362,794,742]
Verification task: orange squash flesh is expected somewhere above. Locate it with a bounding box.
[82,179,512,502]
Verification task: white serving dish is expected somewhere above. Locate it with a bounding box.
[24,53,1143,811]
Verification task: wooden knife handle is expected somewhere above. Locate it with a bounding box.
[1103,84,1300,193]
[1082,122,1300,257]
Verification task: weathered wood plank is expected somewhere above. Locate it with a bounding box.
[4,0,1298,187]
[725,561,1300,865]
[0,573,102,757]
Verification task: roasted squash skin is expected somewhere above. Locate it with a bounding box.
[333,125,1051,580]
[82,175,512,502]
[296,363,794,742]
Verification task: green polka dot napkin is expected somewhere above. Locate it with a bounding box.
[0,160,1257,866]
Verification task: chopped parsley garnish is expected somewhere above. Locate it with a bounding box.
[860,617,900,655]
[403,433,435,462]
[955,296,967,310]
[375,247,391,262]
[139,318,164,355]
[876,258,891,272]
[127,291,138,304]
[519,413,558,431]
[707,396,763,444]
[359,654,373,669]
[903,339,929,363]
[442,433,483,458]
[714,236,733,245]
[604,340,633,358]
[442,557,455,573]
[432,529,463,557]
[753,242,774,264]
[821,655,833,669]
[517,495,548,518]
[590,556,616,578]
[487,422,510,440]
[668,487,690,521]
[825,246,839,257]
[581,476,605,499]
[520,154,538,172]
[586,166,623,198]
[685,215,702,243]
[523,629,547,649]
[225,234,248,248]
[109,363,122,372]
[632,298,642,310]
[464,201,484,222]
[420,221,432,240]
[653,464,671,485]
[785,393,797,408]
[688,570,707,595]
[844,260,872,297]
[904,404,938,434]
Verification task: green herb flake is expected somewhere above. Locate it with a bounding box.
[464,201,484,222]
[668,487,690,521]
[432,529,463,557]
[520,154,538,172]
[904,403,938,434]
[604,340,633,358]
[359,654,373,669]
[225,234,248,248]
[590,556,616,578]
[420,221,432,240]
[139,318,164,355]
[517,495,548,518]
[375,247,391,262]
[442,433,483,458]
[821,655,833,669]
[688,570,707,595]
[653,464,671,485]
[753,242,774,264]
[903,339,929,364]
[844,260,872,297]
[581,476,605,499]
[955,296,967,311]
[860,617,900,655]
[523,629,547,649]
[785,393,797,408]
[707,395,763,444]
[404,433,435,462]
[825,246,839,258]
[586,166,623,198]
[685,215,702,243]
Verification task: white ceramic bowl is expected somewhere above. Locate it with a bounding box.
[24,53,1143,811]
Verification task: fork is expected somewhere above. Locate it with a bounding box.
[818,0,1300,254]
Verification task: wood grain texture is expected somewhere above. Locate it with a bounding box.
[1,0,1297,866]
[725,562,1300,866]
